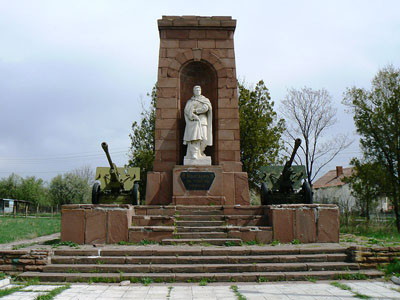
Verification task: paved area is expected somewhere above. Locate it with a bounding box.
[1,281,400,299]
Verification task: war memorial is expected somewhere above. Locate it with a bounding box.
[13,16,384,283]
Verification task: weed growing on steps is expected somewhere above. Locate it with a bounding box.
[43,239,79,249]
[305,276,317,283]
[270,240,280,246]
[383,258,400,277]
[118,239,159,246]
[257,276,268,283]
[199,278,208,286]
[333,272,368,280]
[291,239,300,245]
[12,242,39,250]
[230,285,247,300]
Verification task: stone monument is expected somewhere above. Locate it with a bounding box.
[183,85,212,165]
[146,16,251,205]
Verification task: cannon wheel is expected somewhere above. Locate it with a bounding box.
[91,182,101,204]
[261,182,270,205]
[131,182,139,205]
[303,181,313,204]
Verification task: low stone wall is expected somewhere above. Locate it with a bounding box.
[347,246,400,268]
[267,204,339,243]
[0,249,50,273]
[61,204,134,244]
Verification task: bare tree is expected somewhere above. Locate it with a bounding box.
[73,165,95,186]
[281,87,351,185]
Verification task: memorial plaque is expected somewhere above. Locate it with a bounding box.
[180,172,215,190]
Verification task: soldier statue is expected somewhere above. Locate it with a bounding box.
[183,85,212,165]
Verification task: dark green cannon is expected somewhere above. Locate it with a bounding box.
[260,138,312,205]
[91,142,140,205]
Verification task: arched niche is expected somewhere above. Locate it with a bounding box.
[179,60,218,165]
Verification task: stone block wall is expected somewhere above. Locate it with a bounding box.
[0,249,50,273]
[61,204,134,244]
[348,246,400,268]
[268,204,340,243]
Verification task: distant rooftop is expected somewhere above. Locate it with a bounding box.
[313,166,354,189]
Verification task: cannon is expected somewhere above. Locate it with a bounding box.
[260,138,312,205]
[91,142,140,205]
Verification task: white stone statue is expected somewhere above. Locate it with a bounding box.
[183,85,212,165]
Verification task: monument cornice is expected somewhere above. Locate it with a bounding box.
[158,16,236,31]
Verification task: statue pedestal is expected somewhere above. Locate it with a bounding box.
[172,165,224,205]
[183,156,211,166]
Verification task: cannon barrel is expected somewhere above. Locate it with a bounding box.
[286,138,301,170]
[101,142,121,186]
[101,142,114,170]
[278,138,301,193]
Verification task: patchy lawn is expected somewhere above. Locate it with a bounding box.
[0,216,60,244]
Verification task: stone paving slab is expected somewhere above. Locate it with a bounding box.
[1,281,400,299]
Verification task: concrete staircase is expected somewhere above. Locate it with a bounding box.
[128,205,273,246]
[19,245,382,283]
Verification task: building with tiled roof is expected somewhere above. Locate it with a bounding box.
[313,166,390,214]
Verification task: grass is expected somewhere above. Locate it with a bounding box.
[0,216,60,244]
[330,281,371,299]
[167,286,173,298]
[383,258,400,277]
[0,272,6,280]
[330,281,352,291]
[0,286,23,298]
[340,217,400,245]
[230,285,247,300]
[35,284,70,300]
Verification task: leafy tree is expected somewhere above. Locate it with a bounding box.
[128,85,156,203]
[49,172,90,205]
[343,65,400,232]
[343,158,383,222]
[0,174,49,209]
[239,80,286,189]
[281,87,351,185]
[0,173,22,199]
[17,176,49,208]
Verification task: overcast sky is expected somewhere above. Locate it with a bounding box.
[1,0,399,183]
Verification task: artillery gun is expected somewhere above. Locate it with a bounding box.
[91,142,140,205]
[260,138,313,205]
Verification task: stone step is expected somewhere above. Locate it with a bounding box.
[42,262,360,274]
[176,226,227,232]
[51,253,348,265]
[162,238,242,246]
[174,232,228,239]
[177,210,224,216]
[175,221,225,227]
[53,246,347,257]
[19,269,383,283]
[177,215,225,221]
